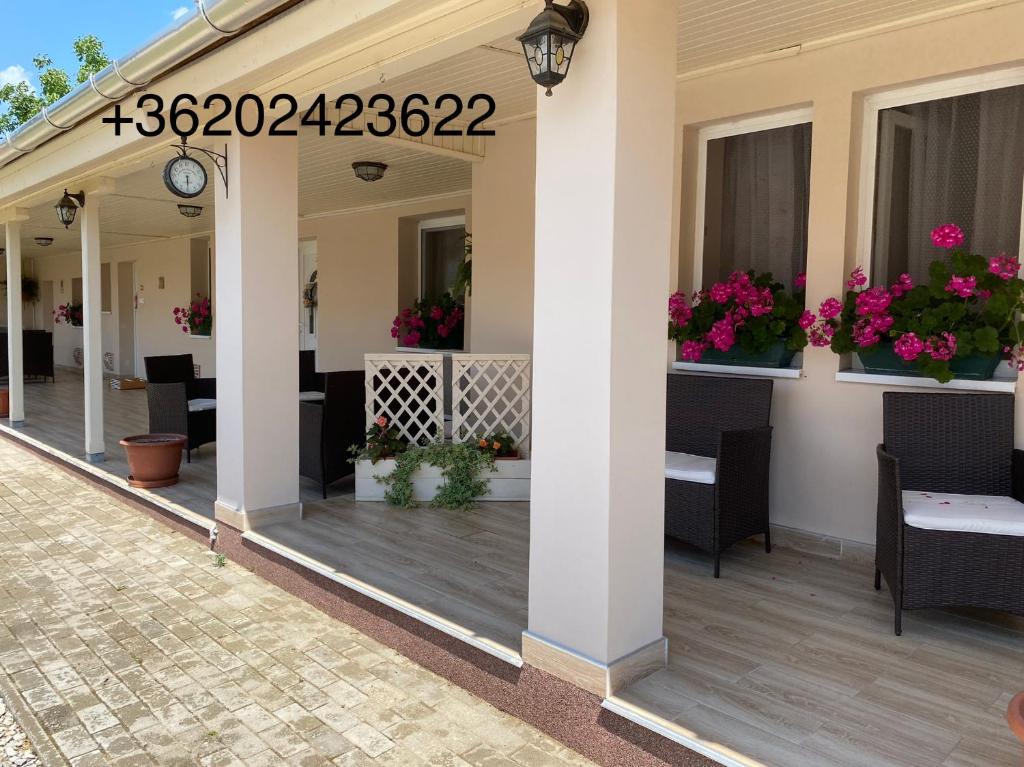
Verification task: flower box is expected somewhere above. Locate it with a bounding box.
[691,340,796,369]
[355,457,530,502]
[858,343,1001,381]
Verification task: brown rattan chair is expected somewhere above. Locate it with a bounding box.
[876,391,1024,635]
[665,373,774,577]
[143,354,216,462]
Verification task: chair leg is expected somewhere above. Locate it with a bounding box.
[713,552,721,579]
[186,449,191,464]
[894,606,902,636]
[764,528,772,554]
[874,569,882,590]
[322,479,327,500]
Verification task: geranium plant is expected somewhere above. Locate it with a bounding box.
[810,223,1024,383]
[53,302,83,327]
[476,431,518,458]
[173,294,213,336]
[349,415,408,463]
[668,270,810,362]
[391,293,465,349]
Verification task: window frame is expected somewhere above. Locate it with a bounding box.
[417,215,466,302]
[692,106,814,290]
[855,66,1024,284]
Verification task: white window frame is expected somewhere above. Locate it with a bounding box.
[692,106,814,290]
[417,214,466,300]
[854,65,1024,284]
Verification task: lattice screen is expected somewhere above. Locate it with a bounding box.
[364,354,445,446]
[451,354,532,457]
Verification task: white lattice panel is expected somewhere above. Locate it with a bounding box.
[451,354,532,457]
[365,354,445,446]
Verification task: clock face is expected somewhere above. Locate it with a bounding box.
[163,156,208,199]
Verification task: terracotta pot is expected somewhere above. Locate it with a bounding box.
[0,388,8,418]
[1008,692,1024,748]
[119,434,187,488]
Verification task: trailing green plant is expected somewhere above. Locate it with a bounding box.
[375,442,495,511]
[349,416,408,463]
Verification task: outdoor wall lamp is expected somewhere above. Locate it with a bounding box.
[518,0,589,96]
[55,189,85,229]
[352,161,388,182]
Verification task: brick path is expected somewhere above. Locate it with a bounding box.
[0,439,595,767]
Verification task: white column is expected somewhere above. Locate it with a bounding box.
[524,0,677,697]
[4,211,29,426]
[80,194,105,461]
[213,131,300,530]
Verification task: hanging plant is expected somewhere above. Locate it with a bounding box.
[0,275,40,303]
[374,443,495,511]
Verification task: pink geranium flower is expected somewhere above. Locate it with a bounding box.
[794,272,807,289]
[893,332,925,361]
[989,254,1020,281]
[679,340,704,362]
[855,287,892,316]
[931,224,965,250]
[852,318,880,348]
[430,306,443,320]
[890,273,914,297]
[818,297,842,320]
[925,332,957,361]
[808,323,835,348]
[668,291,692,326]
[847,266,867,289]
[709,282,732,304]
[945,274,976,298]
[798,310,816,329]
[706,317,736,352]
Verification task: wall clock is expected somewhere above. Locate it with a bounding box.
[163,155,208,198]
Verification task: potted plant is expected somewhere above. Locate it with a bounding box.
[173,295,213,336]
[2,276,39,303]
[811,224,1024,383]
[668,270,810,367]
[391,294,465,350]
[476,432,519,460]
[119,433,187,488]
[53,302,83,327]
[349,416,408,463]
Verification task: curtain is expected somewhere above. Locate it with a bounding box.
[716,122,812,288]
[883,85,1024,283]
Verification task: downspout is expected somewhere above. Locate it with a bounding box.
[0,0,300,171]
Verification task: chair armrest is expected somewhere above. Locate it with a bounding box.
[1013,449,1024,503]
[715,425,772,512]
[189,377,217,399]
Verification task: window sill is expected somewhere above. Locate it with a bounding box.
[189,334,212,340]
[671,361,802,379]
[835,368,1017,393]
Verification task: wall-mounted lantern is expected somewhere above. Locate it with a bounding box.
[517,0,589,96]
[55,189,86,229]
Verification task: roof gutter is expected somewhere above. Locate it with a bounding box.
[0,0,301,171]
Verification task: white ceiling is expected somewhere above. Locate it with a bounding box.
[16,0,984,260]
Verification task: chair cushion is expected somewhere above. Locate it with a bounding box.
[298,390,325,402]
[902,491,1024,537]
[187,398,217,413]
[665,451,716,485]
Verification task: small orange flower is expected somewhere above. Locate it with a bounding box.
[376,416,388,428]
[492,441,501,451]
[478,439,488,448]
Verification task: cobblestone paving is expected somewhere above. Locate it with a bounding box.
[1,692,40,767]
[0,440,595,767]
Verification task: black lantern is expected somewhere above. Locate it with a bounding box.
[517,0,589,96]
[352,161,388,182]
[177,204,203,218]
[55,189,85,229]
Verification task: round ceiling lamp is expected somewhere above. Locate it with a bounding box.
[34,237,54,247]
[352,161,388,182]
[178,204,203,218]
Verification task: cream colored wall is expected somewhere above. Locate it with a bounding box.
[470,118,536,353]
[302,194,471,372]
[31,236,217,377]
[674,2,1024,544]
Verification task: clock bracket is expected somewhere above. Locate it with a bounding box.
[171,136,229,198]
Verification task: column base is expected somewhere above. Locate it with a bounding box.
[86,452,105,464]
[10,420,24,428]
[521,631,667,698]
[214,500,303,532]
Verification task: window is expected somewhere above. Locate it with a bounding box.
[419,217,466,301]
[100,262,112,313]
[697,112,812,290]
[870,84,1024,285]
[190,237,211,302]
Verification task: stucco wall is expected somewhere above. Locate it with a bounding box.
[674,2,1024,544]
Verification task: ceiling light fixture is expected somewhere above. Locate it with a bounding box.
[177,204,203,218]
[34,237,54,247]
[352,161,388,182]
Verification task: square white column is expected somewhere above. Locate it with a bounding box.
[213,132,300,530]
[524,0,677,697]
[80,197,105,461]
[4,213,29,426]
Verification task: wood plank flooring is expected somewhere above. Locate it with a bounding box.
[8,367,1024,766]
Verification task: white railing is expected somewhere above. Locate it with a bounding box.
[364,353,445,446]
[452,354,532,457]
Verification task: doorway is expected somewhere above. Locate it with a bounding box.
[40,280,54,333]
[117,261,136,376]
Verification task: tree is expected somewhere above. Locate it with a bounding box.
[0,35,110,134]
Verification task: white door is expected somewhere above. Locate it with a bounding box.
[117,262,136,376]
[299,239,318,351]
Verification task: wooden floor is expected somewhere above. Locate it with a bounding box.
[7,368,1024,766]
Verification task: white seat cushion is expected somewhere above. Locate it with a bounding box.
[187,397,217,413]
[665,451,716,485]
[902,491,1024,537]
[298,390,325,402]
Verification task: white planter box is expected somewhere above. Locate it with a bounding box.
[355,457,531,502]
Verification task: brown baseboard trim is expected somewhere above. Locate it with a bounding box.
[3,432,712,767]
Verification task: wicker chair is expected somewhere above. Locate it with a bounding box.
[143,354,216,462]
[876,391,1024,635]
[300,371,364,498]
[299,349,325,394]
[1,329,54,381]
[665,373,774,577]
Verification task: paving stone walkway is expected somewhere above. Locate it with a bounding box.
[0,439,595,767]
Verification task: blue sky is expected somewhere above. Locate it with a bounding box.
[2,2,193,92]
